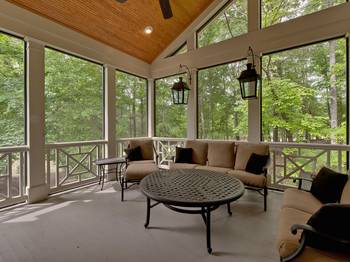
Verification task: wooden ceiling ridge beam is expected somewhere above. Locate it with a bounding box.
[6,0,214,63]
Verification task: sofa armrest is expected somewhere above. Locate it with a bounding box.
[291,224,350,246]
[292,177,313,190]
[281,223,350,262]
[288,172,316,190]
[262,154,271,177]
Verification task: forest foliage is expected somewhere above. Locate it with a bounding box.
[0,0,348,147]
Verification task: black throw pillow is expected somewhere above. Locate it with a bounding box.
[245,153,269,175]
[310,167,348,204]
[175,147,192,163]
[306,204,350,253]
[124,146,142,161]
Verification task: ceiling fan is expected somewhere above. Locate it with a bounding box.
[116,0,173,19]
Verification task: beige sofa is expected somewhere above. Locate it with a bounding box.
[170,140,270,211]
[277,176,350,261]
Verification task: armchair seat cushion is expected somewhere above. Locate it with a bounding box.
[125,163,158,181]
[195,165,231,174]
[282,188,323,214]
[128,160,155,165]
[227,170,266,188]
[169,163,198,170]
[277,207,312,258]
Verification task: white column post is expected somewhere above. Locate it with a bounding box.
[148,79,155,137]
[247,0,261,142]
[187,69,197,139]
[104,65,117,180]
[25,38,48,203]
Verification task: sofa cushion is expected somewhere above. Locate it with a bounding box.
[129,139,154,160]
[340,175,350,204]
[175,147,192,163]
[245,153,269,174]
[310,167,348,204]
[185,140,208,165]
[282,188,323,214]
[227,170,266,187]
[125,163,158,180]
[207,141,235,168]
[277,207,312,258]
[169,162,198,170]
[195,165,232,174]
[234,143,269,170]
[124,146,142,161]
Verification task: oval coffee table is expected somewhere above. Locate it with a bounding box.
[140,169,245,254]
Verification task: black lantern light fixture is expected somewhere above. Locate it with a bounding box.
[171,64,191,105]
[237,46,261,99]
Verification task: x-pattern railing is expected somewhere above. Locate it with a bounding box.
[46,141,105,193]
[0,146,27,208]
[155,138,185,166]
[269,143,348,188]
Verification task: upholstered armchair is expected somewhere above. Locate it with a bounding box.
[121,138,159,201]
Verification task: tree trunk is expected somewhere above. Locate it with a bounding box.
[329,40,338,143]
[132,91,137,137]
[273,128,279,142]
[234,112,239,140]
[141,98,145,136]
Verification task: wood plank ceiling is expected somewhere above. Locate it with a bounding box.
[6,0,214,63]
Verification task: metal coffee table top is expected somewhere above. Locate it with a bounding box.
[140,169,245,207]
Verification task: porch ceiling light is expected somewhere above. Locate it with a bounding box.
[237,46,261,100]
[171,64,191,105]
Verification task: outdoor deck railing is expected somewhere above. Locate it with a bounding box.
[268,142,350,189]
[0,146,28,208]
[45,140,106,194]
[117,137,350,189]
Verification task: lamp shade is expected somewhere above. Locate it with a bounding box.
[171,77,190,104]
[237,63,260,99]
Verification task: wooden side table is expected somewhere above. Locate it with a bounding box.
[95,157,127,190]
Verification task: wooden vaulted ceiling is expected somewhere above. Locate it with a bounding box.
[7,0,214,63]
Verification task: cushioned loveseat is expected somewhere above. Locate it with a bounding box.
[170,140,270,211]
[277,174,350,261]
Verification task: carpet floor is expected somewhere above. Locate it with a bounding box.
[0,182,283,262]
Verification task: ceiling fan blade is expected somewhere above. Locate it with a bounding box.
[159,0,173,19]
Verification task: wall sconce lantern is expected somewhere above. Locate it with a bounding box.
[171,64,191,105]
[237,46,261,100]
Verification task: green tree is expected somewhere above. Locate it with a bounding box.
[0,33,25,147]
[116,70,147,138]
[45,48,103,143]
[155,74,187,138]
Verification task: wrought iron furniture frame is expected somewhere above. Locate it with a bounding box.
[121,142,159,201]
[95,157,126,190]
[140,169,245,254]
[280,176,350,261]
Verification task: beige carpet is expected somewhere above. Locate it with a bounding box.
[0,182,283,262]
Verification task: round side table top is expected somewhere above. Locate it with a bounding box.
[140,169,245,207]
